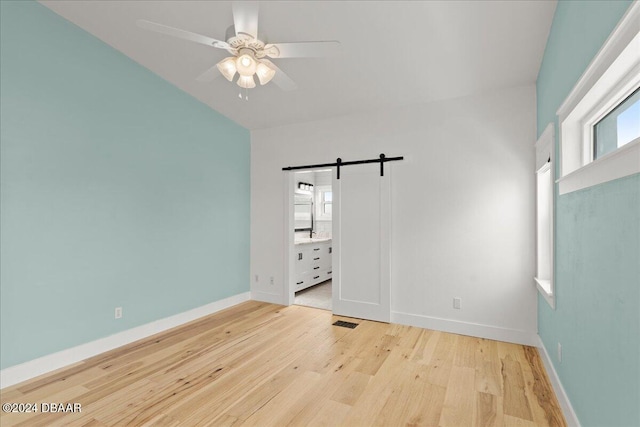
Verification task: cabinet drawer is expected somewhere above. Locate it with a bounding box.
[294,273,312,290]
[310,272,323,284]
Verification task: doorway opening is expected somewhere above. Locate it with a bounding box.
[290,169,333,311]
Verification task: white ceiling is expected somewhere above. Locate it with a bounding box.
[40,1,557,130]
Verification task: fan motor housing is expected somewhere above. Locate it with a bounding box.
[225,25,266,54]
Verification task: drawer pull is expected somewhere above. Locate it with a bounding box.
[313,257,320,260]
[313,266,320,270]
[329,247,332,254]
[328,271,332,274]
[313,276,320,279]
[313,248,320,251]
[296,281,304,285]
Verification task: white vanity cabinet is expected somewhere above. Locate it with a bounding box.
[294,239,332,291]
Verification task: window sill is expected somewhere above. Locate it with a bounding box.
[557,138,640,195]
[535,278,555,309]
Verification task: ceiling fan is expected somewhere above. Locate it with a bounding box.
[136,2,341,93]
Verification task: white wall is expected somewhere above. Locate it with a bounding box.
[251,85,537,344]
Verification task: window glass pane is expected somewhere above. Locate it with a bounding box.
[594,87,640,159]
[324,191,332,203]
[323,203,332,215]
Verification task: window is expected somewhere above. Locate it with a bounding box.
[535,124,555,308]
[594,86,640,159]
[557,4,640,195]
[322,189,332,216]
[316,185,332,220]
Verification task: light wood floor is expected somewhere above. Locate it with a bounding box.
[0,301,565,426]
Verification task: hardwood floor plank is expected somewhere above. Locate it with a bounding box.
[339,350,405,426]
[374,360,446,426]
[355,333,400,376]
[239,370,324,426]
[410,329,439,365]
[501,354,533,421]
[476,338,500,363]
[330,371,372,406]
[0,388,23,401]
[425,332,453,387]
[0,302,565,427]
[475,359,502,396]
[523,347,566,427]
[439,365,476,426]
[474,391,502,427]
[454,335,479,368]
[504,414,540,426]
[280,367,357,426]
[305,400,351,427]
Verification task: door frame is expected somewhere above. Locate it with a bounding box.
[284,171,295,306]
[284,168,335,306]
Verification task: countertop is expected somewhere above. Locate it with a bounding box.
[294,237,332,245]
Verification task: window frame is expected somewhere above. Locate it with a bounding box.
[556,3,640,195]
[582,73,640,164]
[315,185,332,221]
[592,86,640,160]
[535,124,555,309]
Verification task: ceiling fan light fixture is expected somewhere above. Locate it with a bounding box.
[236,50,258,77]
[237,75,256,89]
[256,61,276,85]
[216,57,237,82]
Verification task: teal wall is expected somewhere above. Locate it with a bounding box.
[536,1,639,426]
[0,1,250,369]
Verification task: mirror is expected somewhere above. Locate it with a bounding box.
[294,193,313,231]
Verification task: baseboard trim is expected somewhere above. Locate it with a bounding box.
[391,311,539,346]
[536,336,581,427]
[251,290,284,305]
[0,291,251,389]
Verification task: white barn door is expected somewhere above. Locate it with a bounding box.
[332,163,390,322]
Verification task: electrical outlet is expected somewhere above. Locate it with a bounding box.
[453,297,461,309]
[557,343,562,363]
[115,307,122,319]
[269,276,274,285]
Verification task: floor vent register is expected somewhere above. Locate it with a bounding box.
[333,320,359,329]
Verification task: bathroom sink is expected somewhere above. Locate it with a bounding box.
[294,237,331,244]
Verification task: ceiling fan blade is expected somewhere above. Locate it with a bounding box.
[264,41,341,59]
[137,20,230,49]
[261,59,297,91]
[196,65,221,82]
[232,1,259,39]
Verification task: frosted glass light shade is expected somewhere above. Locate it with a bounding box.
[216,57,237,82]
[237,75,256,89]
[256,62,276,85]
[236,54,257,76]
